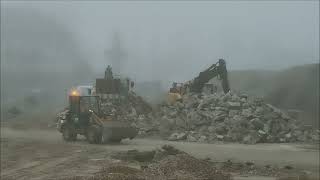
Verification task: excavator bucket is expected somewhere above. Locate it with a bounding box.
[89,110,138,143]
[100,121,138,143]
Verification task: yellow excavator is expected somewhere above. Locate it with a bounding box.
[167,59,230,104]
[167,82,185,105]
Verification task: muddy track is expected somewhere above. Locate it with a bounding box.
[1,127,319,179]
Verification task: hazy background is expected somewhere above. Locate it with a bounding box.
[1,1,319,124]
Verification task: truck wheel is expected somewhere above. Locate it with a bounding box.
[62,125,77,142]
[87,126,101,144]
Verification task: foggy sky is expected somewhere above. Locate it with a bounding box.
[2,1,319,82]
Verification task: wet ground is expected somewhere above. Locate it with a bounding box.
[1,127,319,180]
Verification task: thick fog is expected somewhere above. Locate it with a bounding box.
[1,1,319,106]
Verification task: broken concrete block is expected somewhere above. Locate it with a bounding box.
[207,126,215,133]
[250,118,264,130]
[175,118,187,128]
[254,106,265,115]
[118,90,317,145]
[213,114,227,122]
[242,108,254,119]
[258,130,267,135]
[227,101,241,110]
[242,131,261,144]
[228,110,239,117]
[198,135,207,142]
[232,115,243,122]
[285,133,292,139]
[168,132,187,141]
[168,133,179,141]
[187,134,197,142]
[280,112,291,120]
[214,124,228,135]
[216,135,224,140]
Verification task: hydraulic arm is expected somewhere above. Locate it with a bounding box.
[190,59,230,93]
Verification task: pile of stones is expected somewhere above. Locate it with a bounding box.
[98,91,318,144]
[151,92,319,144]
[99,92,157,134]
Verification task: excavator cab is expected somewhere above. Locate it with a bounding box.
[167,82,184,105]
[169,82,184,94]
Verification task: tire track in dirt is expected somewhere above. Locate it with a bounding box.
[1,127,319,179]
[1,156,77,180]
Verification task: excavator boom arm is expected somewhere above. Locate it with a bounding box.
[189,59,230,93]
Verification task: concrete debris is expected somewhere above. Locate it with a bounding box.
[145,153,231,180]
[140,145,231,180]
[150,92,318,144]
[111,149,156,163]
[98,92,156,136]
[187,134,197,142]
[93,145,231,180]
[227,101,241,109]
[242,131,261,144]
[168,132,187,141]
[89,145,311,180]
[217,135,224,140]
[98,90,318,144]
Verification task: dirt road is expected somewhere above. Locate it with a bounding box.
[1,127,319,180]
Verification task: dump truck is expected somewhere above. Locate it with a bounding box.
[56,88,137,144]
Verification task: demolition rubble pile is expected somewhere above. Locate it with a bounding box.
[64,145,310,180]
[100,92,152,116]
[99,92,155,129]
[153,92,319,144]
[99,91,318,144]
[93,145,231,180]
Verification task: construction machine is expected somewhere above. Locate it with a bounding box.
[189,58,230,93]
[56,88,137,144]
[167,59,230,104]
[95,65,134,96]
[167,82,184,105]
